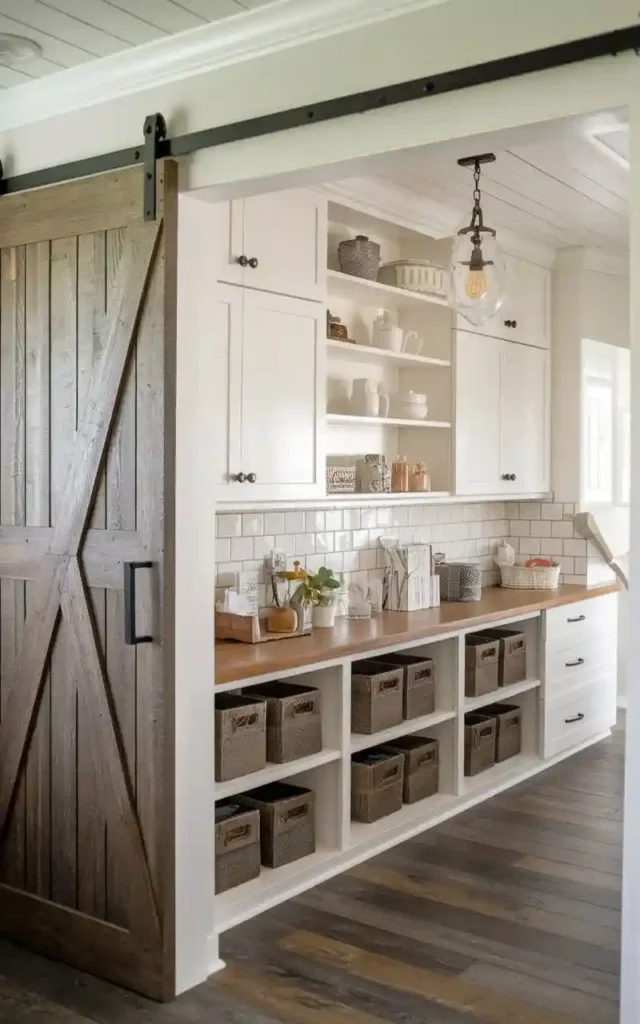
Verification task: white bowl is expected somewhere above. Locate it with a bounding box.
[390,400,428,420]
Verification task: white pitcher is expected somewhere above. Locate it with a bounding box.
[371,312,422,355]
[350,379,390,417]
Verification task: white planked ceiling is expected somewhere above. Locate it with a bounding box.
[375,111,629,255]
[0,0,274,86]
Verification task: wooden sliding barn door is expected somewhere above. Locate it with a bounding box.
[0,163,177,999]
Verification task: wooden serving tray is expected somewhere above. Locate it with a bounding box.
[215,611,312,644]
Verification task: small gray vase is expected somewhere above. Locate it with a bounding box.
[338,235,381,281]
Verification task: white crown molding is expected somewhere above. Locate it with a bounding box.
[0,0,452,133]
[319,176,460,239]
[555,245,629,276]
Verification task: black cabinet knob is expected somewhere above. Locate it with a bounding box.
[501,473,509,481]
[510,473,517,481]
[233,472,246,483]
[246,472,257,483]
[503,319,510,327]
[248,257,259,269]
[512,320,518,328]
[236,255,249,267]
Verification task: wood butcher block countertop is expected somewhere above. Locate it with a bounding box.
[215,582,619,686]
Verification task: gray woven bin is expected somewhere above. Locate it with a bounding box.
[351,749,404,823]
[250,681,322,763]
[369,653,436,720]
[382,735,439,804]
[351,660,403,734]
[215,803,261,894]
[215,693,267,782]
[475,627,527,687]
[236,782,316,868]
[465,635,500,698]
[464,713,497,776]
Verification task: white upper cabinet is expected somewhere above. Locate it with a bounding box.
[455,253,551,349]
[217,189,327,302]
[213,284,325,502]
[454,331,502,495]
[455,330,549,497]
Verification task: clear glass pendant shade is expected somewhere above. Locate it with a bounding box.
[448,228,506,327]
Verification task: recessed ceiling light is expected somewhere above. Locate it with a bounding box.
[0,33,43,64]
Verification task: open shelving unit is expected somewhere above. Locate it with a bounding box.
[213,610,552,933]
[325,199,454,495]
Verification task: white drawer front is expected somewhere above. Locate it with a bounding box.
[545,594,617,652]
[545,680,616,759]
[545,635,617,703]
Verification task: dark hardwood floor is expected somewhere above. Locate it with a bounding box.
[0,722,623,1023]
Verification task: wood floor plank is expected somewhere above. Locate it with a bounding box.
[514,856,622,891]
[460,962,617,1024]
[216,962,394,1024]
[295,886,620,1003]
[280,930,582,1024]
[350,862,620,949]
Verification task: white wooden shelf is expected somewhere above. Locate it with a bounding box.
[462,754,542,796]
[327,413,451,429]
[215,847,338,932]
[349,792,456,849]
[350,708,456,752]
[216,748,342,800]
[328,269,450,310]
[464,678,541,712]
[324,491,451,503]
[326,339,451,369]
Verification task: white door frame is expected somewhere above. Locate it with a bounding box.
[186,55,639,1015]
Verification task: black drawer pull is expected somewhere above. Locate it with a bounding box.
[565,713,585,724]
[124,562,153,646]
[565,658,584,667]
[567,614,586,623]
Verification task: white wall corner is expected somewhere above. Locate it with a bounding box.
[0,0,453,134]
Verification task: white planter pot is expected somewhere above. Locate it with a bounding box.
[312,603,336,628]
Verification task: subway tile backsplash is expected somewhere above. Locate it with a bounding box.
[215,499,591,609]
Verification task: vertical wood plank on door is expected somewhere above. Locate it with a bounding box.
[104,226,137,927]
[76,232,107,918]
[135,255,166,904]
[24,240,52,898]
[0,246,27,889]
[49,236,78,908]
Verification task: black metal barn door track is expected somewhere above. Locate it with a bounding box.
[0,24,639,220]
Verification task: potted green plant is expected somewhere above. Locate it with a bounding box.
[293,567,342,628]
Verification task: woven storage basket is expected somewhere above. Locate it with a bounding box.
[500,562,560,590]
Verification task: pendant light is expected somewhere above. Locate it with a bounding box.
[448,153,505,327]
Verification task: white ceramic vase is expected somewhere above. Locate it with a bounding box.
[312,602,336,628]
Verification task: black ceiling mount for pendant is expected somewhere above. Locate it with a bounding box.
[457,152,497,271]
[0,25,639,210]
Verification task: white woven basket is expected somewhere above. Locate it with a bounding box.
[500,562,561,590]
[378,260,448,296]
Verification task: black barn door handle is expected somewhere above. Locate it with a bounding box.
[124,561,153,645]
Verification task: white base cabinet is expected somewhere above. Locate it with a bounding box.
[213,284,325,501]
[455,329,550,496]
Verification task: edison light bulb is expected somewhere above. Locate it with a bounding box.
[465,268,487,299]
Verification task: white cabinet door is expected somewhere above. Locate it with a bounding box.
[500,342,550,494]
[454,331,502,495]
[242,189,326,301]
[212,284,243,488]
[215,200,245,286]
[237,290,325,500]
[510,258,551,349]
